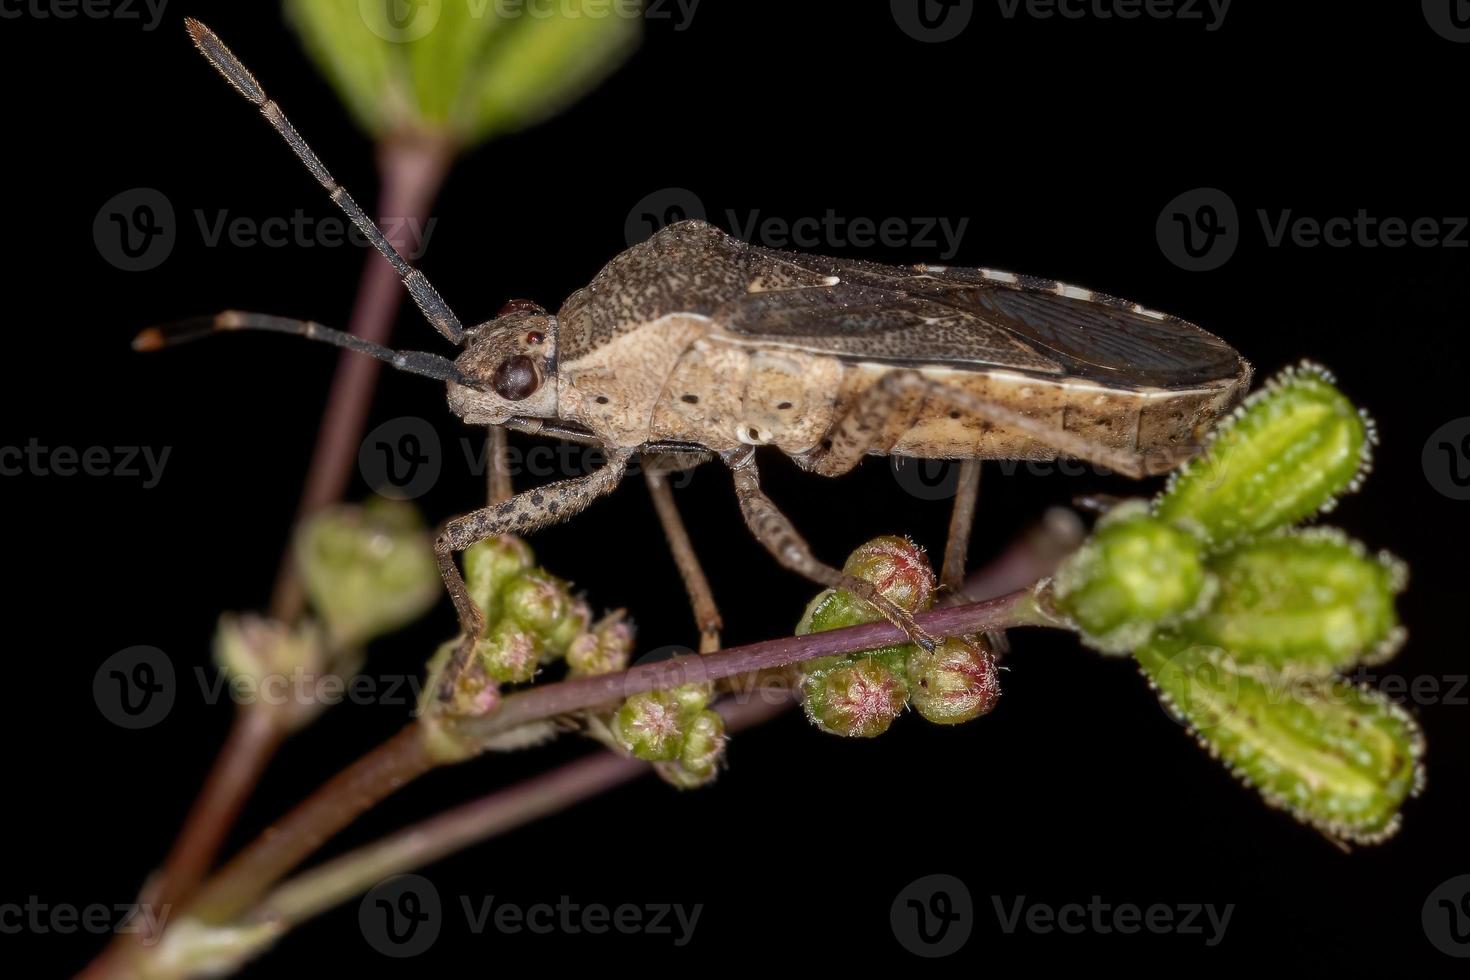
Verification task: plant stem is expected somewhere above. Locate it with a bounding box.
[137,131,453,921]
[157,588,1047,932]
[184,724,438,925]
[268,134,453,622]
[252,693,793,934]
[137,708,282,934]
[464,588,1052,739]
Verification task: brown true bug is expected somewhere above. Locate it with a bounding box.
[145,21,1252,690]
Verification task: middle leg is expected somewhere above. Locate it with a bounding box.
[723,447,937,651]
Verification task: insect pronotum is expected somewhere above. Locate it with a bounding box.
[146,20,1252,693]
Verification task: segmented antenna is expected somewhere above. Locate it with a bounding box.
[135,312,471,386]
[184,18,466,346]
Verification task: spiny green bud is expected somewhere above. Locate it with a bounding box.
[802,656,909,738]
[294,499,440,647]
[463,536,536,621]
[613,690,690,762]
[1052,502,1214,654]
[841,535,938,615]
[566,612,634,677]
[907,637,1001,725]
[1185,529,1406,674]
[1136,636,1424,844]
[420,639,501,720]
[655,710,728,789]
[475,621,542,685]
[1155,363,1374,551]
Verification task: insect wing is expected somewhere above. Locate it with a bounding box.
[720,245,1244,389]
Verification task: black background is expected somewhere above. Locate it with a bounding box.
[4,1,1469,974]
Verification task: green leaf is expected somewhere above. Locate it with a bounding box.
[286,0,642,144]
[1136,635,1423,844]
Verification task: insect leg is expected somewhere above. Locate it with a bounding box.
[723,447,938,652]
[940,458,982,595]
[643,460,723,653]
[434,450,633,699]
[184,20,464,345]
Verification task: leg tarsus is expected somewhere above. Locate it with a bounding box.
[434,450,632,700]
[724,448,937,652]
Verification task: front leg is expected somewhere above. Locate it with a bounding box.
[434,449,633,700]
[723,447,937,651]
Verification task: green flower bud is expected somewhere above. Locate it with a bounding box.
[463,536,535,622]
[475,621,542,685]
[613,690,690,762]
[841,535,938,615]
[907,637,1001,725]
[1136,635,1424,844]
[1052,502,1214,654]
[214,614,349,732]
[544,595,593,658]
[566,612,634,677]
[294,499,440,647]
[801,656,909,738]
[499,569,571,637]
[1185,529,1406,674]
[1155,363,1374,551]
[420,639,501,720]
[654,710,727,789]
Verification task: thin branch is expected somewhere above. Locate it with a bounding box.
[252,694,793,933]
[466,587,1053,739]
[158,588,1050,930]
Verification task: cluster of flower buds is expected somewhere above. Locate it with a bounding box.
[611,683,727,789]
[796,536,999,737]
[424,535,631,720]
[1050,363,1419,843]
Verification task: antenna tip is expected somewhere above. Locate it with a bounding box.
[132,327,166,352]
[184,17,266,106]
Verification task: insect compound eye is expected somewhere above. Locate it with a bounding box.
[492,355,540,401]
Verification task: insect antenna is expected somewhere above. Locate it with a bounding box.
[135,312,472,386]
[183,18,466,346]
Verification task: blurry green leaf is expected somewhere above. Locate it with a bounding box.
[286,0,642,144]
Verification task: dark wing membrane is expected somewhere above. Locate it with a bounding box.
[720,245,1243,388]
